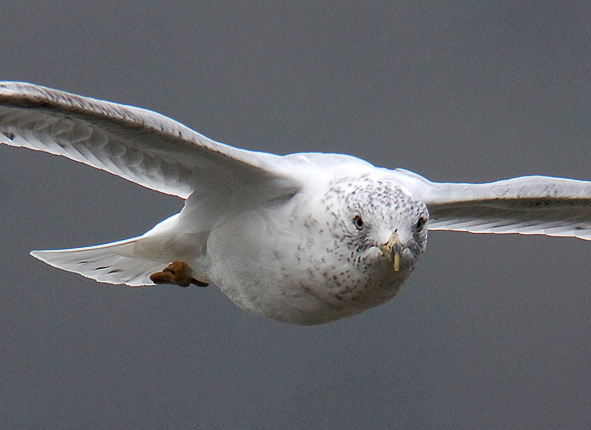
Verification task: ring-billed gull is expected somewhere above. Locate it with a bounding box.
[1,82,589,325]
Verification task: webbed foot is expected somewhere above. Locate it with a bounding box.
[149,261,209,288]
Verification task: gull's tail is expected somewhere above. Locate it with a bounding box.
[31,237,166,287]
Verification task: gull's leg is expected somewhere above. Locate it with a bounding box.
[149,261,209,288]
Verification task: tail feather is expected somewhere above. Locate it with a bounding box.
[31,237,166,287]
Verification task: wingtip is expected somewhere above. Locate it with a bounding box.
[0,81,32,95]
[30,249,49,262]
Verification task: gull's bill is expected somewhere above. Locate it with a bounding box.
[380,233,403,272]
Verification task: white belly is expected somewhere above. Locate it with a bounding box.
[205,210,413,325]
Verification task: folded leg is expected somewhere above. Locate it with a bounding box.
[150,261,209,287]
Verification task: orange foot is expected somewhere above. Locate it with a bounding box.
[149,261,209,288]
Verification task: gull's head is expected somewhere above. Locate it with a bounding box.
[346,179,428,273]
[283,172,430,324]
[321,174,429,290]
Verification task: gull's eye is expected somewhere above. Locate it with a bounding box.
[353,214,364,230]
[416,216,427,232]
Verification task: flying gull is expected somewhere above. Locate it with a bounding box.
[1,82,590,325]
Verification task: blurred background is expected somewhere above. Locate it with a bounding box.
[1,1,590,428]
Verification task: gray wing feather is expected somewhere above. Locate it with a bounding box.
[0,82,299,199]
[395,169,591,241]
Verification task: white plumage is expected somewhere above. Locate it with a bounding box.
[1,82,590,324]
[395,169,591,240]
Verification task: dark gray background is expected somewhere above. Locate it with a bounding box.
[1,1,590,428]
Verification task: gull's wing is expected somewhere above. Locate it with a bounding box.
[0,82,300,199]
[395,169,591,240]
